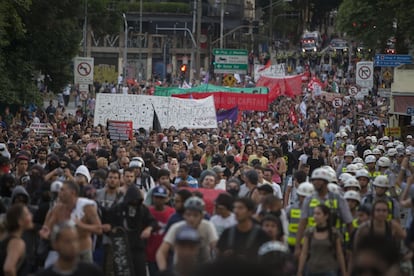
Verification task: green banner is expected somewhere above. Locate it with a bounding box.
[154,84,269,97]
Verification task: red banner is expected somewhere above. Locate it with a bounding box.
[179,188,226,215]
[173,92,269,111]
[107,120,133,140]
[256,74,303,101]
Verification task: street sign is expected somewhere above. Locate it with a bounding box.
[74,57,94,85]
[374,54,413,67]
[348,86,358,96]
[383,69,393,81]
[378,88,391,98]
[79,84,89,101]
[213,48,248,74]
[356,61,373,88]
[332,97,343,108]
[407,107,414,116]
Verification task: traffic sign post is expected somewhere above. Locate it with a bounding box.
[374,54,413,67]
[332,97,343,108]
[213,49,248,74]
[356,61,373,88]
[74,57,94,85]
[407,107,414,116]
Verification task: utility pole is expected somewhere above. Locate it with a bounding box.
[122,13,128,85]
[220,0,224,49]
[83,0,88,57]
[196,0,202,82]
[139,0,143,81]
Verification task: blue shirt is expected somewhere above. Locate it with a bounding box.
[323,131,335,146]
[174,175,198,188]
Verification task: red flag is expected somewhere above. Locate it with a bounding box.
[284,78,295,98]
[258,59,271,72]
[268,82,281,102]
[289,106,298,125]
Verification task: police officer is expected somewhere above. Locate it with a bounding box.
[294,167,353,258]
[360,175,400,222]
[286,182,314,251]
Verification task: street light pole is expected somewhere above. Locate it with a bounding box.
[139,0,143,81]
[83,0,88,57]
[220,0,224,49]
[122,13,128,86]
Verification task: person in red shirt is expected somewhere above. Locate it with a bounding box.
[146,185,175,276]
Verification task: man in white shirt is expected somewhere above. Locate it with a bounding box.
[210,193,237,237]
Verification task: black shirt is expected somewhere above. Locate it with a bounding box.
[217,225,270,260]
[35,262,103,276]
[307,157,325,175]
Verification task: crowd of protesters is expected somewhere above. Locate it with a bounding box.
[0,58,410,276]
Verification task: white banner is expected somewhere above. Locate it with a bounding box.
[254,64,285,81]
[94,94,218,129]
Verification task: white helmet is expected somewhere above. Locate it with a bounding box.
[344,177,361,190]
[364,155,376,164]
[297,182,315,197]
[376,145,385,152]
[321,166,338,183]
[355,163,364,170]
[387,148,398,157]
[339,172,354,183]
[335,132,341,138]
[258,241,289,256]
[373,175,389,188]
[311,168,331,182]
[382,136,390,142]
[346,164,358,174]
[371,136,377,144]
[344,190,361,203]
[377,156,391,167]
[393,140,401,147]
[372,148,381,155]
[386,142,394,149]
[352,157,364,164]
[363,150,373,158]
[396,145,405,152]
[328,183,342,195]
[365,136,372,141]
[346,145,355,152]
[344,151,355,158]
[340,131,348,138]
[50,180,63,193]
[356,169,370,179]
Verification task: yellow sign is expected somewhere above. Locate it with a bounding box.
[383,70,393,81]
[385,127,401,137]
[223,75,236,87]
[94,64,118,84]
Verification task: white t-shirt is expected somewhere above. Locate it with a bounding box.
[164,220,218,263]
[210,213,237,237]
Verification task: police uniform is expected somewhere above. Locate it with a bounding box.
[286,203,301,247]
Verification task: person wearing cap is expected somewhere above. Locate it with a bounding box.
[364,155,379,180]
[210,193,237,237]
[146,186,175,276]
[216,197,270,260]
[156,197,218,271]
[129,157,156,197]
[336,150,354,176]
[355,169,371,197]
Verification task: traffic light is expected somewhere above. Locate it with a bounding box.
[180,64,187,73]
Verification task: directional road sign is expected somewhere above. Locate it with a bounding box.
[213,49,248,74]
[374,54,413,67]
[356,61,373,88]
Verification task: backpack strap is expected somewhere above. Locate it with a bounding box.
[245,225,260,249]
[227,226,236,249]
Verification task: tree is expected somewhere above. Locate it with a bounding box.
[336,0,413,54]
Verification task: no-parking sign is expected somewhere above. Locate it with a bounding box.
[332,97,343,108]
[74,57,94,85]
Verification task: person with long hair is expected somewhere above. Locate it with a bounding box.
[0,203,34,276]
[297,204,347,276]
[353,199,405,252]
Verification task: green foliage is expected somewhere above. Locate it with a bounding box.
[337,0,413,53]
[118,2,190,14]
